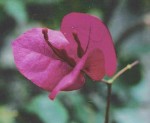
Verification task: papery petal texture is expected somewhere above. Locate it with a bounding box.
[49,53,88,99]
[12,28,75,91]
[61,12,117,77]
[84,49,105,81]
[12,12,117,100]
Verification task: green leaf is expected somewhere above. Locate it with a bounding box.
[66,92,97,123]
[0,106,18,123]
[27,94,68,123]
[88,9,104,20]
[114,108,150,123]
[26,0,63,4]
[4,0,27,24]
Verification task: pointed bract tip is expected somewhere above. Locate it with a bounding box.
[42,28,49,41]
[48,89,59,100]
[42,28,48,34]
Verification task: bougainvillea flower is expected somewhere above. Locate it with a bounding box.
[12,12,117,100]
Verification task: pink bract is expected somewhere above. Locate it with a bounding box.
[12,12,117,100]
[61,12,117,76]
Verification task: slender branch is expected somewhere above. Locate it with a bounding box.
[110,60,139,83]
[101,60,139,84]
[101,79,109,84]
[104,83,112,123]
[102,60,139,123]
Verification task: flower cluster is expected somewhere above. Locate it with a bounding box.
[12,12,117,100]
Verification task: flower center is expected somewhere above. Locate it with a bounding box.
[42,27,91,68]
[72,32,84,58]
[42,28,76,67]
[72,27,91,58]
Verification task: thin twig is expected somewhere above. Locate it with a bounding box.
[110,60,139,83]
[101,79,109,84]
[102,61,139,123]
[104,83,112,123]
[101,60,139,84]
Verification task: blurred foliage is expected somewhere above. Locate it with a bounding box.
[26,94,68,123]
[0,0,150,123]
[0,106,17,123]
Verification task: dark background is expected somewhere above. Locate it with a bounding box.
[0,0,150,123]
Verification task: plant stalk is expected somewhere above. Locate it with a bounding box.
[104,83,112,123]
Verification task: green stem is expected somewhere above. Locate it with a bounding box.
[102,60,139,123]
[104,83,112,123]
[102,60,139,84]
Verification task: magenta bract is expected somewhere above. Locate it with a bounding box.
[12,12,117,100]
